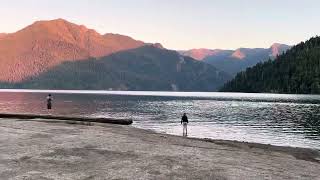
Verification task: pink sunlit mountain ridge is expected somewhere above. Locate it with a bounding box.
[180,44,291,75]
[178,48,223,60]
[231,49,246,59]
[270,43,291,57]
[0,18,231,91]
[0,18,164,82]
[180,43,291,61]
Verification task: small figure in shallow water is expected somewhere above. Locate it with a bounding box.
[181,113,189,136]
[47,94,52,110]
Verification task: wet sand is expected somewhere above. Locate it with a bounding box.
[0,118,319,180]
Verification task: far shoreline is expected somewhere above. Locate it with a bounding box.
[0,89,319,104]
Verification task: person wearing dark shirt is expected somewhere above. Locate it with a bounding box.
[181,113,189,136]
[47,94,52,110]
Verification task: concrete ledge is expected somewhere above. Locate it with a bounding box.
[0,113,133,125]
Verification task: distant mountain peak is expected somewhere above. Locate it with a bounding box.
[270,43,291,57]
[0,19,148,82]
[32,18,81,28]
[34,18,79,26]
[270,43,289,48]
[179,48,222,60]
[24,18,99,37]
[271,43,282,47]
[231,49,246,59]
[148,43,164,49]
[221,37,320,94]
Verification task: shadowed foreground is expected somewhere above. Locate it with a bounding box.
[0,119,319,180]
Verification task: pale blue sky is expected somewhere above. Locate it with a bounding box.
[0,0,319,49]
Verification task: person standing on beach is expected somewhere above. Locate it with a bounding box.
[181,113,189,136]
[47,94,52,110]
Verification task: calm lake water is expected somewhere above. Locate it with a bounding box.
[0,90,319,149]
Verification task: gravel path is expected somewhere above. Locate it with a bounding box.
[0,119,319,180]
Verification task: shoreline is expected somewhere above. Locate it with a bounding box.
[1,89,320,103]
[131,124,320,162]
[30,118,320,155]
[0,118,319,179]
[129,126,320,163]
[0,113,318,152]
[139,125,320,150]
[6,117,320,162]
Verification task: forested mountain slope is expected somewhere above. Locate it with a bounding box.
[4,46,231,91]
[221,37,320,94]
[0,19,145,82]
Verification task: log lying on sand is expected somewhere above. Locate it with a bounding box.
[0,113,133,125]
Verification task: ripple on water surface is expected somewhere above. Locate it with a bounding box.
[0,90,319,149]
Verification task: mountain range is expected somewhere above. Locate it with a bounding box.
[0,19,149,82]
[221,36,320,94]
[8,46,229,91]
[0,19,230,91]
[180,44,291,75]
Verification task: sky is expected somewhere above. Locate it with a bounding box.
[0,0,320,50]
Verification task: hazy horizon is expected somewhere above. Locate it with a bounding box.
[1,0,319,49]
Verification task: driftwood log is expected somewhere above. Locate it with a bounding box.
[0,113,132,125]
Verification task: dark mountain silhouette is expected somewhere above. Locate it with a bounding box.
[221,37,320,94]
[180,44,291,75]
[5,46,231,91]
[0,19,147,82]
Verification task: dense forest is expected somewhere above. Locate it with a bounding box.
[1,46,231,91]
[221,36,320,94]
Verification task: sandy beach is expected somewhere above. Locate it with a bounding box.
[0,118,319,180]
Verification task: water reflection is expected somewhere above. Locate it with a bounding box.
[0,91,319,149]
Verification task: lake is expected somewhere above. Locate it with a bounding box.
[0,90,319,149]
